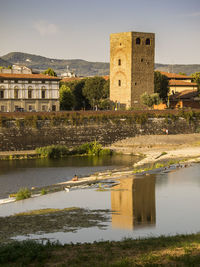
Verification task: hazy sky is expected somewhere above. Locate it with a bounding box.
[0,0,200,64]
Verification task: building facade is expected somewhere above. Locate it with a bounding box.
[159,71,198,94]
[0,71,60,112]
[110,31,155,109]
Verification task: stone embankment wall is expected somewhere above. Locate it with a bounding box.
[0,116,200,151]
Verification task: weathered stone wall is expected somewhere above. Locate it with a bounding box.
[0,117,199,151]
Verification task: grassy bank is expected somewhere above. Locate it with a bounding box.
[1,234,200,266]
[35,141,113,159]
[0,141,113,160]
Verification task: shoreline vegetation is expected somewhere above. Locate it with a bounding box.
[0,141,113,160]
[1,234,200,266]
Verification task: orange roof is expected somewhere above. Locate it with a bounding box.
[103,75,109,80]
[0,73,60,80]
[61,77,83,82]
[159,71,193,79]
[169,79,197,86]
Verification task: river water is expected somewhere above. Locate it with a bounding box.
[1,158,200,244]
[0,154,139,199]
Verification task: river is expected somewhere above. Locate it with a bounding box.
[0,154,139,199]
[1,158,200,244]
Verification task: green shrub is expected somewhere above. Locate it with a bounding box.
[36,145,69,158]
[41,189,48,195]
[16,188,31,200]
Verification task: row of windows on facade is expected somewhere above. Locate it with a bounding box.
[119,38,151,46]
[136,37,151,45]
[0,89,47,99]
[0,105,57,112]
[0,80,49,84]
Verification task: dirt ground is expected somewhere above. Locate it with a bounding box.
[108,133,200,166]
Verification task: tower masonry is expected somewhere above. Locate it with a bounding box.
[110,31,155,109]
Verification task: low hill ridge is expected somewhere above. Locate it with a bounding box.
[1,52,200,76]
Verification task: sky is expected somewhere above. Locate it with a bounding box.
[0,0,200,64]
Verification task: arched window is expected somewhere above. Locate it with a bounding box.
[28,86,32,99]
[136,37,141,45]
[118,80,121,86]
[0,89,4,99]
[41,86,46,99]
[146,38,150,45]
[14,86,19,99]
[118,59,121,66]
[42,90,46,99]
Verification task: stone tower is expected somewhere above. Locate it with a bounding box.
[110,31,155,109]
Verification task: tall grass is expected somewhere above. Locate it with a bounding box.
[16,188,31,201]
[36,141,112,159]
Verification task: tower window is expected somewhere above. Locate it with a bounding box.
[118,80,121,86]
[119,43,122,46]
[136,37,141,45]
[146,38,150,45]
[141,58,144,62]
[118,59,121,66]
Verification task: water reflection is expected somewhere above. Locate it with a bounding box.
[2,164,200,244]
[111,176,156,229]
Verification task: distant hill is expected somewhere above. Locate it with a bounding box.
[1,52,109,76]
[0,57,11,67]
[155,63,200,76]
[1,52,200,76]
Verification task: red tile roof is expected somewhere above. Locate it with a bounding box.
[159,71,193,79]
[103,75,109,80]
[61,77,83,82]
[0,73,61,80]
[169,79,197,86]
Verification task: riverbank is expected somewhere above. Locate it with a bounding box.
[109,133,200,167]
[1,233,200,266]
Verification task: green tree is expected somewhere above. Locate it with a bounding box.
[59,85,75,110]
[103,79,110,98]
[42,68,57,77]
[141,92,161,108]
[179,72,186,76]
[191,72,200,91]
[82,76,106,109]
[99,99,114,110]
[154,71,169,101]
[61,79,90,110]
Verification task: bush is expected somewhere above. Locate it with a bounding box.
[41,189,48,195]
[36,145,69,158]
[16,188,31,200]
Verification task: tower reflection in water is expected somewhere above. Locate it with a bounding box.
[111,175,156,230]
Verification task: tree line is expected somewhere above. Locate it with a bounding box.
[43,68,200,110]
